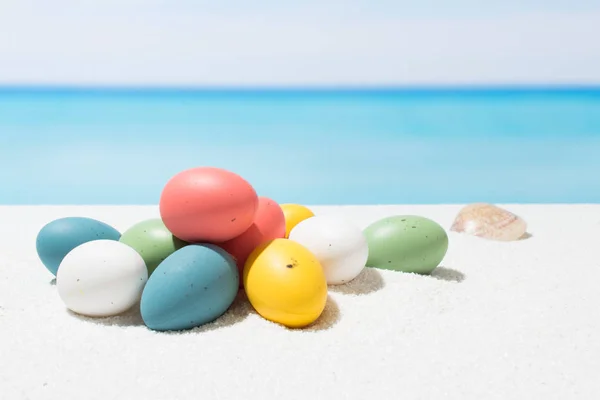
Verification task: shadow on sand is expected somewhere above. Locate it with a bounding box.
[430,266,466,283]
[67,302,145,328]
[519,232,533,240]
[65,288,341,334]
[173,291,341,334]
[328,268,385,296]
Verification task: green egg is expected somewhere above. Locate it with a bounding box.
[119,218,188,276]
[363,215,448,274]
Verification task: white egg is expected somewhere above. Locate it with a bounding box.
[289,215,369,285]
[56,240,148,317]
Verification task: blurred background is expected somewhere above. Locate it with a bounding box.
[0,1,599,205]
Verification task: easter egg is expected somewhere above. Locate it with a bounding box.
[159,167,258,243]
[119,218,188,276]
[219,196,286,280]
[140,244,239,331]
[56,240,148,317]
[280,204,315,238]
[243,238,327,328]
[36,217,121,276]
[364,215,448,274]
[289,215,368,285]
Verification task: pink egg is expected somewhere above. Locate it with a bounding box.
[219,196,286,283]
[159,167,259,243]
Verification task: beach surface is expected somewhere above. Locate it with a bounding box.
[1,205,599,399]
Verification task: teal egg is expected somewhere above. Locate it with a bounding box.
[364,215,449,274]
[35,217,121,276]
[140,244,239,331]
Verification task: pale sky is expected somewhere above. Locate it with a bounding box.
[1,0,599,86]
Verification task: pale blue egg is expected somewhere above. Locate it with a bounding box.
[140,244,239,331]
[36,217,121,276]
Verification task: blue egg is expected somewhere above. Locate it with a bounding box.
[36,217,121,276]
[140,244,239,331]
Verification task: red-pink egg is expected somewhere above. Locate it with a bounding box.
[159,167,258,243]
[219,196,286,283]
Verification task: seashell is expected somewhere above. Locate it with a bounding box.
[450,203,527,241]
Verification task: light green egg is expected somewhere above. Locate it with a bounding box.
[119,218,188,276]
[363,215,448,274]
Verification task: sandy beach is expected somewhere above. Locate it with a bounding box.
[1,204,599,399]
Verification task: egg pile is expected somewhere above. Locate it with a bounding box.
[36,166,449,331]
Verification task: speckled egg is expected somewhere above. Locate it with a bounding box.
[363,215,448,274]
[119,218,188,276]
[36,217,121,276]
[140,244,239,331]
[56,240,148,317]
[288,215,368,285]
[159,167,259,243]
[243,238,327,328]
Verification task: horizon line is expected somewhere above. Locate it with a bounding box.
[2,84,600,94]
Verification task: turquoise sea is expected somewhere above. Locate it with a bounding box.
[1,87,599,205]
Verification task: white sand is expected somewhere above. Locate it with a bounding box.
[1,205,599,399]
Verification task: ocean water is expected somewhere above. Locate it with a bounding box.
[1,88,599,205]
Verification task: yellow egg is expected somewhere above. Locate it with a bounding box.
[280,204,315,238]
[243,238,327,328]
